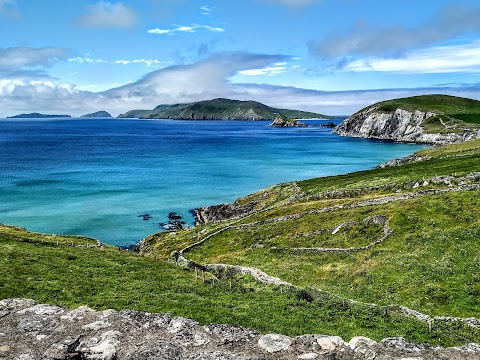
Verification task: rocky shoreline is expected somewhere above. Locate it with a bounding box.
[2,298,479,360]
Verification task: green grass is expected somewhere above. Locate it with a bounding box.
[376,94,480,119]
[143,139,480,330]
[4,234,479,346]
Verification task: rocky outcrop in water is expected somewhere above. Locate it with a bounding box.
[269,115,307,127]
[2,299,479,359]
[333,106,479,144]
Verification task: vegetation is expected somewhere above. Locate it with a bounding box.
[117,98,329,120]
[2,226,480,346]
[2,134,480,347]
[143,140,480,325]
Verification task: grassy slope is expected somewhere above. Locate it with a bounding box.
[5,226,479,346]
[118,98,328,120]
[144,140,480,320]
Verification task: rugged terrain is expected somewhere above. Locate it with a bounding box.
[269,114,307,127]
[80,111,112,118]
[333,94,480,144]
[117,98,328,120]
[2,298,479,360]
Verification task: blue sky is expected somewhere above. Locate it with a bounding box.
[1,0,480,116]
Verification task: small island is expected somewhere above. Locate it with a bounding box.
[269,114,307,127]
[80,111,112,118]
[7,113,71,119]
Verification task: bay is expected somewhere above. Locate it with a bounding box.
[0,118,428,246]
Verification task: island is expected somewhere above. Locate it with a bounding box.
[268,114,307,127]
[333,94,480,144]
[7,113,71,119]
[80,111,112,118]
[118,98,328,120]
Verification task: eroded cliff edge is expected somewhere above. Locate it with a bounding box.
[333,95,480,144]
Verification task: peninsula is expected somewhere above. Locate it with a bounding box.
[118,98,328,120]
[333,94,480,144]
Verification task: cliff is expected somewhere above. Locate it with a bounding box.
[333,95,480,144]
[118,98,328,120]
[269,114,307,127]
[2,299,479,359]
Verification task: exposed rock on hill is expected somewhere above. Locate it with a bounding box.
[2,299,479,360]
[333,95,480,144]
[269,115,307,127]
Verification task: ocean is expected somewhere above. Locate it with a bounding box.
[0,118,428,246]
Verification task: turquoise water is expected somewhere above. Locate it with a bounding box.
[0,118,428,246]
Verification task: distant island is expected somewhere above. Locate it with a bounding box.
[80,111,112,118]
[7,113,71,119]
[118,98,329,120]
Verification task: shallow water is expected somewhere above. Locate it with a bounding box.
[0,118,428,246]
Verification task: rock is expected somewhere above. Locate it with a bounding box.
[321,121,336,128]
[258,334,292,353]
[316,335,346,350]
[2,299,480,359]
[269,115,307,128]
[193,201,256,225]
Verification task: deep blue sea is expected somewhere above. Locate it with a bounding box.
[0,118,428,246]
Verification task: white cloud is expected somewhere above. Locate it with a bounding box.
[148,24,225,35]
[2,52,480,117]
[0,47,71,70]
[114,59,171,67]
[310,4,480,58]
[68,56,107,64]
[77,1,137,29]
[200,5,214,15]
[342,42,480,74]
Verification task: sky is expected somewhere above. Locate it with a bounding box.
[1,0,480,116]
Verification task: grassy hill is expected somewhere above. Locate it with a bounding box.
[118,98,328,120]
[142,139,480,326]
[377,94,480,131]
[2,140,480,347]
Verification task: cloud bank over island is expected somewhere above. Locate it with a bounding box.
[1,1,480,117]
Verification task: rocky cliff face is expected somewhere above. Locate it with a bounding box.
[2,299,479,360]
[193,201,256,225]
[333,106,479,144]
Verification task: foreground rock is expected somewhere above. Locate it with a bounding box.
[1,299,479,359]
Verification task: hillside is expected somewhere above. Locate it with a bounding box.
[118,98,328,120]
[141,139,480,338]
[2,140,480,349]
[333,94,480,144]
